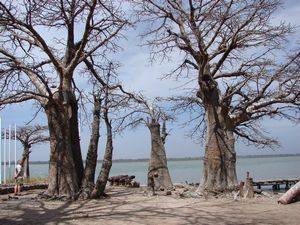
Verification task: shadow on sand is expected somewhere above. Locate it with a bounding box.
[0,187,296,225]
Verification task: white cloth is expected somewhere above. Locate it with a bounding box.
[15,164,23,178]
[16,164,22,173]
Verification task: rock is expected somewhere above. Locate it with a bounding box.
[174,184,185,189]
[165,190,172,195]
[254,188,262,194]
[261,191,272,198]
[131,181,140,188]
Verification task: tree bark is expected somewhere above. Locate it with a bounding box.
[24,154,30,178]
[22,146,31,178]
[44,90,83,199]
[80,96,101,198]
[91,108,113,198]
[197,78,238,193]
[67,91,84,187]
[147,120,173,191]
[243,172,254,198]
[278,181,300,204]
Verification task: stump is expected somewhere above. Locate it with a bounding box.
[278,181,300,204]
[243,172,254,198]
[239,181,244,197]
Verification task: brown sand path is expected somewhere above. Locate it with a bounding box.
[0,187,299,225]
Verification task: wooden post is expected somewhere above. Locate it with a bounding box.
[278,181,300,204]
[285,181,289,190]
[239,181,244,197]
[243,172,254,198]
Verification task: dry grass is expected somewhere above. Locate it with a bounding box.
[4,177,48,185]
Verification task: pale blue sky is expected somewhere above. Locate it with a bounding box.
[0,0,299,161]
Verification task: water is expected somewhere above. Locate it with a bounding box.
[1,155,299,185]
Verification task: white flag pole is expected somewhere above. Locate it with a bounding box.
[14,124,17,168]
[3,128,6,184]
[8,124,11,179]
[0,117,2,184]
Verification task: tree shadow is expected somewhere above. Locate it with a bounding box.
[0,188,298,225]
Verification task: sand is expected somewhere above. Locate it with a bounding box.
[0,186,300,225]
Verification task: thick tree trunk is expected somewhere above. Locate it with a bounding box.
[68,92,84,186]
[22,146,30,178]
[24,155,30,178]
[197,79,238,193]
[91,109,113,198]
[278,181,300,204]
[147,120,173,192]
[44,90,83,199]
[80,96,101,198]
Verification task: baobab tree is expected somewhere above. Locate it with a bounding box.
[90,82,124,198]
[80,94,101,198]
[126,96,173,193]
[0,1,129,198]
[146,115,173,193]
[82,54,174,195]
[134,0,300,193]
[81,61,131,199]
[15,125,49,178]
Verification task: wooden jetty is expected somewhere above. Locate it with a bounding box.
[253,178,300,190]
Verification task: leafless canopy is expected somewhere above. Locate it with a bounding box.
[83,54,172,132]
[16,125,49,149]
[0,0,129,107]
[134,0,300,147]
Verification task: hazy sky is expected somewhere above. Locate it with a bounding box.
[0,0,299,162]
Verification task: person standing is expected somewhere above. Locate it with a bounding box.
[14,159,24,196]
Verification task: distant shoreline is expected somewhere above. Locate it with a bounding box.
[28,153,300,164]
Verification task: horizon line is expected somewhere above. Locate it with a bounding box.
[27,153,300,164]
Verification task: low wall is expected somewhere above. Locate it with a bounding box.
[0,183,48,195]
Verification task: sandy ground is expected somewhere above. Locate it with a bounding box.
[0,186,300,225]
